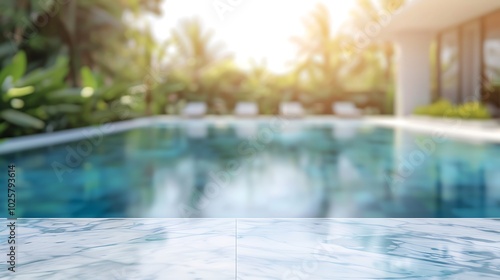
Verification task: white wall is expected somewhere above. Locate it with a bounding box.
[394,32,435,116]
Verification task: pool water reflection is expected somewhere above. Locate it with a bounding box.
[2,121,500,218]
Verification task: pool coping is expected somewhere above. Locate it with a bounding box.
[365,116,500,143]
[1,115,500,155]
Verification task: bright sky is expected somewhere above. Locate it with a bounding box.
[149,0,356,74]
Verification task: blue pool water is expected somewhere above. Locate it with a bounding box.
[2,121,500,218]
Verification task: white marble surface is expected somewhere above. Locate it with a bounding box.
[0,219,235,280]
[238,219,500,279]
[1,219,499,279]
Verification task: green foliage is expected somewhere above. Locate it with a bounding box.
[0,50,144,138]
[4,86,34,99]
[414,99,491,119]
[0,0,402,138]
[80,66,99,88]
[0,0,159,138]
[384,86,395,115]
[0,109,44,129]
[414,99,455,117]
[455,102,491,119]
[0,51,75,136]
[8,51,26,82]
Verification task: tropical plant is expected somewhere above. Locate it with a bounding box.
[0,0,162,84]
[0,50,144,138]
[414,99,491,119]
[340,0,406,113]
[0,51,78,137]
[0,1,410,139]
[292,3,345,105]
[165,18,234,113]
[455,102,491,119]
[414,99,455,117]
[0,0,163,138]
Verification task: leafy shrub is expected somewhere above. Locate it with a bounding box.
[414,99,491,119]
[0,51,72,136]
[414,99,454,117]
[455,102,491,119]
[0,51,142,138]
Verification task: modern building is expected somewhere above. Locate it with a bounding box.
[381,0,500,116]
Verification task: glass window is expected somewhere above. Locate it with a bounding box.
[483,11,500,107]
[461,21,481,102]
[439,29,460,104]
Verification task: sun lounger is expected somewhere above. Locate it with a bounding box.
[234,102,259,117]
[182,102,207,118]
[280,102,304,118]
[332,102,362,118]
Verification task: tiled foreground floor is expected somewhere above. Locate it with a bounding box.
[1,219,499,279]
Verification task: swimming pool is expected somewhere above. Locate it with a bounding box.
[2,119,500,218]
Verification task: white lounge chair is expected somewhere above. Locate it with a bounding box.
[280,102,304,118]
[234,102,258,117]
[182,102,207,118]
[332,102,362,118]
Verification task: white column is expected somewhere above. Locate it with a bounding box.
[394,32,435,116]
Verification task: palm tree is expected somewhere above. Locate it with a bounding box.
[171,18,228,70]
[340,0,406,112]
[292,4,339,88]
[0,0,162,86]
[291,3,348,112]
[353,0,407,82]
[169,17,231,102]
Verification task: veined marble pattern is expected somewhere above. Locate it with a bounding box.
[1,219,499,279]
[0,219,236,280]
[237,219,500,280]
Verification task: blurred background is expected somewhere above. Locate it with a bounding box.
[2,1,500,220]
[0,0,406,138]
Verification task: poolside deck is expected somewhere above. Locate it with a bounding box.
[365,116,500,143]
[2,116,500,155]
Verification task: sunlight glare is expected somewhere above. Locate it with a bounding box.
[150,1,357,73]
